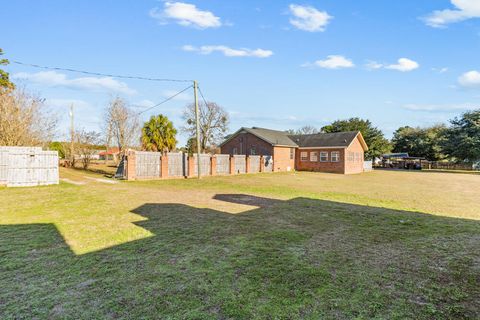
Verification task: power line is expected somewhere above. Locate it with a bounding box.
[12,60,193,83]
[197,85,209,106]
[137,85,193,115]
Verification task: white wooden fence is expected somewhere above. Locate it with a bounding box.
[0,146,59,187]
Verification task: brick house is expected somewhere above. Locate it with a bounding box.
[219,127,368,174]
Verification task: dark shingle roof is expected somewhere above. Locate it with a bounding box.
[245,127,298,147]
[288,131,360,148]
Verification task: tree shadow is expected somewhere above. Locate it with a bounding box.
[1,195,479,319]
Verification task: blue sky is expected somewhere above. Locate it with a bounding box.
[3,0,480,145]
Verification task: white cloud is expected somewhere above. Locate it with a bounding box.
[288,4,332,32]
[458,70,480,87]
[366,58,419,72]
[403,103,477,112]
[13,71,136,95]
[182,45,273,58]
[423,0,480,28]
[432,67,449,74]
[304,55,354,69]
[149,2,221,29]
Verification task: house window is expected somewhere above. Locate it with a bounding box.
[310,151,318,162]
[290,148,294,160]
[320,152,328,162]
[331,151,340,162]
[250,146,256,155]
[348,151,354,162]
[233,148,238,155]
[355,152,361,162]
[300,152,308,161]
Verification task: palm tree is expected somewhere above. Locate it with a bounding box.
[141,115,177,152]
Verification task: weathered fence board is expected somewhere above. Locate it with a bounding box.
[263,156,273,172]
[168,153,187,177]
[216,155,230,175]
[135,151,161,178]
[193,154,211,176]
[249,156,260,173]
[234,155,246,174]
[0,147,59,187]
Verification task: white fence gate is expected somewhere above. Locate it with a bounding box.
[0,147,59,187]
[233,155,246,174]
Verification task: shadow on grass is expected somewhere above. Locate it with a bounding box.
[1,196,479,319]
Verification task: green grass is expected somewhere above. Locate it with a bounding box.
[0,169,479,319]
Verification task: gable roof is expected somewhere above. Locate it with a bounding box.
[219,127,368,151]
[289,131,368,151]
[219,127,298,147]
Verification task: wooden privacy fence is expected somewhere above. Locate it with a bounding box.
[0,146,59,187]
[125,151,275,180]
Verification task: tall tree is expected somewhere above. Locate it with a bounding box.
[391,125,446,161]
[141,114,177,152]
[0,48,15,91]
[104,97,140,155]
[0,88,57,146]
[441,109,480,163]
[75,130,102,169]
[182,101,229,152]
[322,117,391,160]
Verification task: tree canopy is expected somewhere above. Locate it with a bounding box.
[182,101,229,152]
[441,109,480,163]
[391,125,446,161]
[0,48,15,91]
[141,114,177,152]
[321,117,391,160]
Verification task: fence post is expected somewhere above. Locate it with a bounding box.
[188,155,195,178]
[126,151,136,180]
[245,155,251,174]
[211,155,217,176]
[229,156,235,175]
[161,153,168,179]
[260,155,265,172]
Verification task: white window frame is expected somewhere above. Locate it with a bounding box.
[310,151,318,162]
[331,151,340,162]
[300,151,308,161]
[348,151,354,162]
[233,148,238,155]
[320,151,328,162]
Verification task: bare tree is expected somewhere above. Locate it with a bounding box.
[104,97,140,160]
[181,101,229,152]
[75,130,101,169]
[0,88,57,146]
[286,126,319,135]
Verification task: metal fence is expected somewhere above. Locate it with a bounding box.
[216,155,230,175]
[135,151,161,179]
[0,147,59,187]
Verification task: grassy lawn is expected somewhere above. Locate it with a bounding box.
[0,169,479,319]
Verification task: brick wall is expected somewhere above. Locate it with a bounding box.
[273,146,295,172]
[220,132,274,156]
[344,137,364,174]
[295,148,345,173]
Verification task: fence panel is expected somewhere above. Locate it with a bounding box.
[363,160,373,172]
[216,155,230,175]
[3,148,59,187]
[168,152,186,177]
[263,156,273,172]
[234,155,246,174]
[135,151,161,178]
[0,150,8,185]
[249,156,260,173]
[193,154,211,176]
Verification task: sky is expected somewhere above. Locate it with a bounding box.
[2,0,480,146]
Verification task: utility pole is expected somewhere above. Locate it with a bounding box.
[69,104,74,166]
[193,80,201,178]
